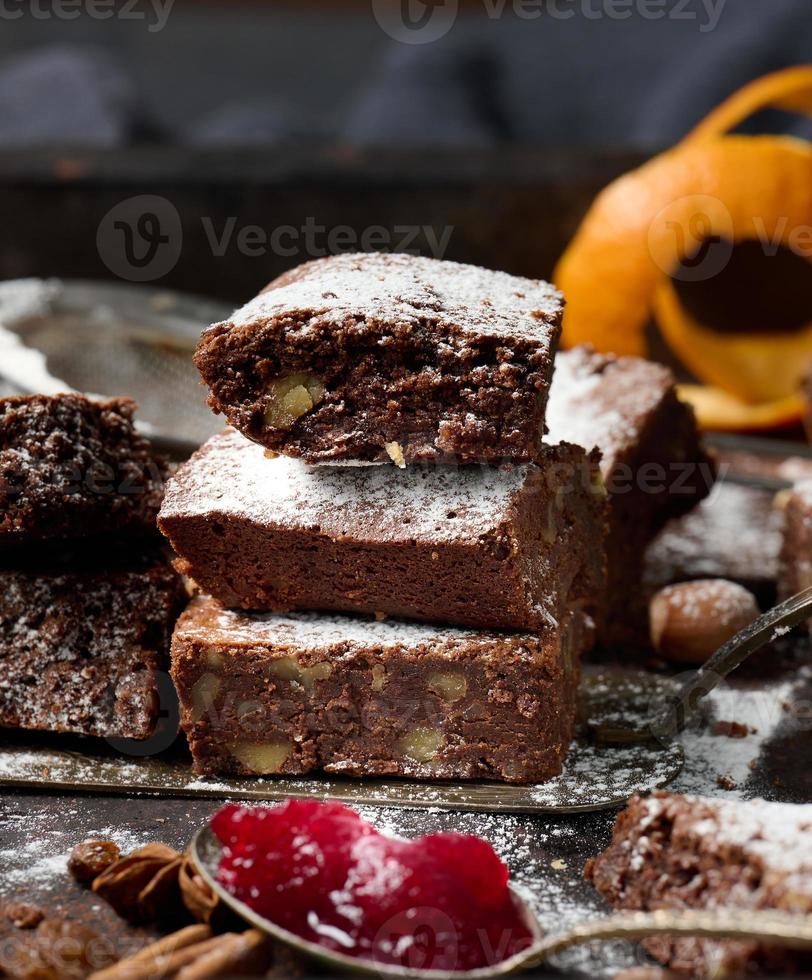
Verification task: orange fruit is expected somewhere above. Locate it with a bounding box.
[554,67,812,430]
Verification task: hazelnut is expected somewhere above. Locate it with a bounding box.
[399,726,445,764]
[384,441,407,469]
[231,739,292,774]
[68,840,121,885]
[190,673,221,724]
[427,672,467,702]
[264,373,325,429]
[649,579,760,664]
[269,656,332,694]
[371,664,386,691]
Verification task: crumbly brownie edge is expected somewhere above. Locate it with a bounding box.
[586,792,812,975]
[0,393,167,546]
[0,560,186,740]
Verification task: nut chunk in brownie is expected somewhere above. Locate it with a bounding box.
[547,347,713,647]
[0,555,185,740]
[586,792,812,976]
[172,597,591,784]
[194,253,563,465]
[0,394,166,546]
[158,429,606,632]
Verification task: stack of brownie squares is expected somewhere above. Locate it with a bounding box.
[0,395,185,742]
[160,253,610,784]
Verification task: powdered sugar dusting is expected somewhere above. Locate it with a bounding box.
[216,253,562,344]
[178,595,542,654]
[635,793,812,890]
[546,347,672,475]
[161,429,531,545]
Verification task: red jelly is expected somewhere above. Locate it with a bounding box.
[210,800,533,971]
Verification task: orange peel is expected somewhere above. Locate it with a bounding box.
[554,67,812,430]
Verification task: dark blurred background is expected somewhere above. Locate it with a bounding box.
[0,0,810,301]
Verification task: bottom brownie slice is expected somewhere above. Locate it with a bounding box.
[171,597,591,784]
[0,551,185,740]
[586,792,812,976]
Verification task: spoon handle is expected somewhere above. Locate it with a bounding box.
[652,585,812,739]
[512,908,812,973]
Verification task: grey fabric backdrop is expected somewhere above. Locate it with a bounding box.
[0,0,809,150]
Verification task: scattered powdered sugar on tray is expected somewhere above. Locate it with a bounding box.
[217,252,562,344]
[0,807,152,897]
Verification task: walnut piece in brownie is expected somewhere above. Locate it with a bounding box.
[586,792,812,976]
[172,597,591,784]
[546,346,714,649]
[194,253,563,465]
[158,429,607,632]
[777,480,812,627]
[0,550,185,740]
[0,394,166,546]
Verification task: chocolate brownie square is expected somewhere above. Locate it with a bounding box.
[586,792,812,976]
[158,429,607,633]
[0,548,185,740]
[0,394,166,547]
[777,480,812,617]
[172,597,591,784]
[194,253,563,465]
[547,347,714,647]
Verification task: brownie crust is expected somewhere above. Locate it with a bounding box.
[0,554,185,740]
[172,597,590,784]
[159,430,607,633]
[0,394,166,547]
[586,792,812,975]
[194,253,563,465]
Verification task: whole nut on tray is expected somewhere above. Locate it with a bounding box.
[68,839,121,885]
[649,579,760,664]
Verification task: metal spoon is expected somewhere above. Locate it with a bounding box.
[192,825,812,978]
[594,585,812,746]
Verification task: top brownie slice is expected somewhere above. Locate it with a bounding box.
[194,252,563,464]
[0,393,166,547]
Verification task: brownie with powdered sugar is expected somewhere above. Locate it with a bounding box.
[586,792,812,975]
[0,547,185,740]
[172,596,591,784]
[194,253,563,465]
[777,480,812,623]
[158,429,607,632]
[547,347,713,649]
[0,393,166,547]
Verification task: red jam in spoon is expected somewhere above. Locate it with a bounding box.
[210,800,533,972]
